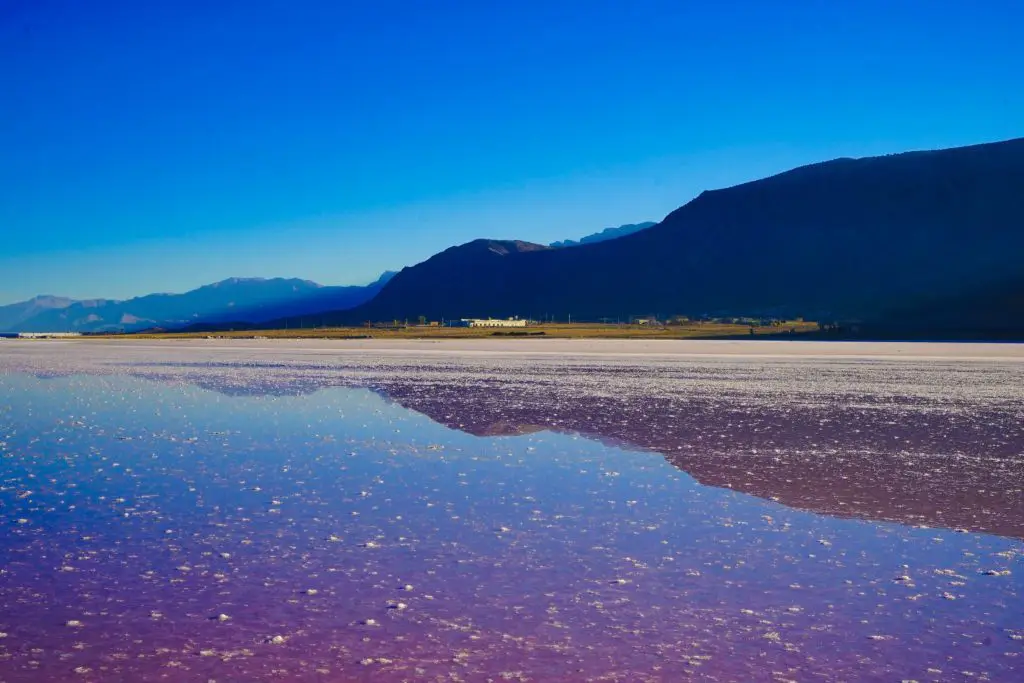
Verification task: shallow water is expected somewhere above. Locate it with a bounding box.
[1,343,1023,681]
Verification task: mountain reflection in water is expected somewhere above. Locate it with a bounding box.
[377,379,1024,540]
[119,357,1024,540]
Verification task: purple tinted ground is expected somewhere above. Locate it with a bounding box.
[0,345,1023,682]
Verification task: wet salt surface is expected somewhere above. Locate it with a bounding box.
[1,341,1023,681]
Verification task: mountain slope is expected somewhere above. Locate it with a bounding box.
[550,222,656,248]
[0,295,78,332]
[14,274,394,333]
[327,137,1024,331]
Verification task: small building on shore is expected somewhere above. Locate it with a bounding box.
[453,317,527,328]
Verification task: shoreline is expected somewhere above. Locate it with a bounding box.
[6,336,1024,361]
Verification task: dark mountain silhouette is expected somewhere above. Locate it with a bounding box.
[310,138,1024,334]
[0,295,80,332]
[8,273,396,333]
[550,221,656,248]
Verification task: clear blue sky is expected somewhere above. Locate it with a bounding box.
[1,0,1021,303]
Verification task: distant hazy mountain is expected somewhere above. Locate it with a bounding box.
[0,295,79,332]
[317,137,1024,337]
[550,222,656,248]
[6,273,396,333]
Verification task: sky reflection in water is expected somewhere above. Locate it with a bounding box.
[1,373,1022,682]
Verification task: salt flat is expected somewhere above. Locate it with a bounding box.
[3,337,1022,537]
[1,337,1022,681]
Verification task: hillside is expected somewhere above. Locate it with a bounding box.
[314,137,1024,332]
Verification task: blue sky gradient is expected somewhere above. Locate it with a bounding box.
[2,0,1022,303]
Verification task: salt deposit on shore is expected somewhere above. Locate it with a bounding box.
[3,336,1024,361]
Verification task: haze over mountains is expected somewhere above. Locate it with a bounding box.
[1,273,395,334]
[0,296,81,332]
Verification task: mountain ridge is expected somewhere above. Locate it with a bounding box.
[305,137,1024,333]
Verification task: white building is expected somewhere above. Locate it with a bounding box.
[456,317,527,328]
